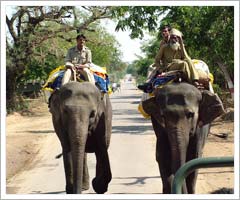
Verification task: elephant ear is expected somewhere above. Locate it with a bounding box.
[199,90,225,125]
[49,90,60,113]
[142,97,159,116]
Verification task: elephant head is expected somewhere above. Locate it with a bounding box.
[49,81,112,194]
[142,82,224,133]
[141,82,225,194]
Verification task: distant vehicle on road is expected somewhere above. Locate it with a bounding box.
[112,82,121,93]
[124,74,133,82]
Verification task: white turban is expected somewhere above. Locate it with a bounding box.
[170,28,183,37]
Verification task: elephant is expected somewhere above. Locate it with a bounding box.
[142,82,225,194]
[49,81,112,194]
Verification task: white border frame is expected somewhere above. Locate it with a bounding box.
[1,1,239,199]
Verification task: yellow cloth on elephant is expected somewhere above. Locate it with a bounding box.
[192,59,214,84]
[138,93,151,119]
[42,65,66,102]
[42,65,66,92]
[89,63,107,74]
[108,86,113,95]
[209,73,214,84]
[192,59,214,93]
[138,76,175,119]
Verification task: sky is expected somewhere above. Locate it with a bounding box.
[102,19,153,63]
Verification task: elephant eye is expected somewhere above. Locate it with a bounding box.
[186,112,194,119]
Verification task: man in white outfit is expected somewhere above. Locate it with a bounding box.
[61,34,95,85]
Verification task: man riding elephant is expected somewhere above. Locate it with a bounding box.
[146,25,172,80]
[138,28,200,92]
[159,25,171,48]
[62,34,95,85]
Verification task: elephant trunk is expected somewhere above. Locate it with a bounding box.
[68,115,89,194]
[167,127,189,193]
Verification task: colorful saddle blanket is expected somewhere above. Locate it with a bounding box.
[153,73,178,89]
[42,64,110,93]
[142,71,181,93]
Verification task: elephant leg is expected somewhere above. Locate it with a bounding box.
[52,117,73,194]
[92,136,112,194]
[186,130,205,194]
[167,129,189,194]
[62,151,73,194]
[82,153,90,191]
[58,142,74,194]
[62,151,90,193]
[63,153,89,192]
[156,136,173,194]
[151,117,172,193]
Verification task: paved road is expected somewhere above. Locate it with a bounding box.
[6,81,162,195]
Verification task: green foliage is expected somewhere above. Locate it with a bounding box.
[162,6,234,85]
[6,6,126,112]
[87,27,122,68]
[113,6,234,89]
[113,6,167,39]
[125,64,136,75]
[7,96,30,114]
[128,57,154,84]
[213,83,222,95]
[6,5,235,112]
[16,7,126,84]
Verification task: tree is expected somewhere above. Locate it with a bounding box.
[113,6,234,93]
[6,6,114,110]
[159,6,234,89]
[112,6,167,39]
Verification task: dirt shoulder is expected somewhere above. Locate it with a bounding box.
[6,98,54,180]
[197,116,234,194]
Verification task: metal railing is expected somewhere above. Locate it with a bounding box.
[171,156,234,194]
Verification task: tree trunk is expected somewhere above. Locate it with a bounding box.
[216,61,234,99]
[6,68,18,111]
[6,59,27,111]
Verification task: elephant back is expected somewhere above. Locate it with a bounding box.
[60,82,101,102]
[153,82,202,101]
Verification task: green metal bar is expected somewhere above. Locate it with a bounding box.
[171,156,234,194]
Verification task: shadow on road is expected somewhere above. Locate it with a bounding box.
[112,125,153,135]
[113,175,160,186]
[111,95,140,100]
[15,130,55,134]
[113,117,150,123]
[30,190,65,194]
[131,101,140,104]
[113,109,140,115]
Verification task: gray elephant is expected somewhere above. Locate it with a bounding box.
[49,81,112,194]
[142,82,225,194]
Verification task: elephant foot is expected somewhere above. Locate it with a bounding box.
[82,183,90,191]
[82,175,90,191]
[66,184,89,193]
[66,184,73,194]
[92,177,108,194]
